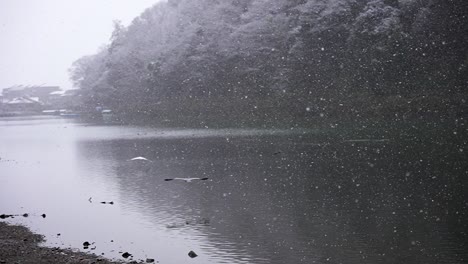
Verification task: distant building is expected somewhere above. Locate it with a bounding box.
[48,88,81,110]
[2,85,60,105]
[1,85,61,113]
[3,96,43,112]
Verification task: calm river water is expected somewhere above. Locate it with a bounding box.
[0,116,467,263]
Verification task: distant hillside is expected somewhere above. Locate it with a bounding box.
[69,0,468,125]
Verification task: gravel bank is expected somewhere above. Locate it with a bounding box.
[0,221,123,264]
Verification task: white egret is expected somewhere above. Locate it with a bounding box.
[128,156,152,162]
[164,177,209,182]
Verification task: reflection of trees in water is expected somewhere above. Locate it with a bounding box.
[306,130,468,263]
[75,128,468,264]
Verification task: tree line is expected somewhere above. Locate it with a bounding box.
[69,0,468,125]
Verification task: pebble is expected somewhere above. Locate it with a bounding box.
[188,250,198,258]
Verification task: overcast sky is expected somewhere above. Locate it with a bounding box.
[0,0,161,91]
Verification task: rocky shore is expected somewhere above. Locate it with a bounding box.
[0,221,123,264]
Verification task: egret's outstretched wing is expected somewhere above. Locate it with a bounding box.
[164,177,209,182]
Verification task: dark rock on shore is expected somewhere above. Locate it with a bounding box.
[0,214,13,219]
[83,241,92,249]
[0,222,123,264]
[121,252,132,258]
[188,250,198,258]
